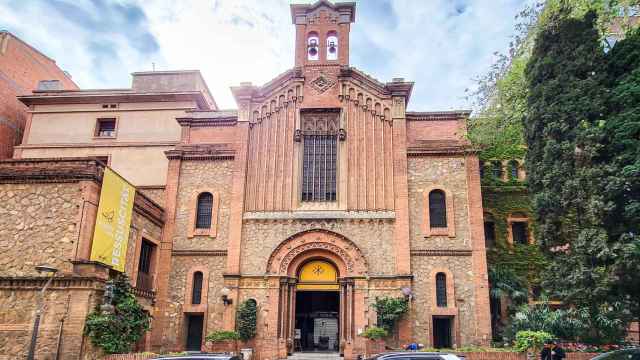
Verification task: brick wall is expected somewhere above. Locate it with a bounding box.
[0,31,77,159]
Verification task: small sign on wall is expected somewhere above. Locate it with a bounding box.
[294,329,301,339]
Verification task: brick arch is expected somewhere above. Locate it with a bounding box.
[265,229,368,277]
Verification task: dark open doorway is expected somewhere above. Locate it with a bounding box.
[433,316,453,349]
[185,314,204,351]
[295,291,340,352]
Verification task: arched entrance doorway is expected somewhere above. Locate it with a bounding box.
[266,229,369,358]
[295,260,340,352]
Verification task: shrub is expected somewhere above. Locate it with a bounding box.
[84,275,151,354]
[361,326,388,340]
[372,297,409,333]
[514,330,553,352]
[205,330,241,343]
[236,299,257,341]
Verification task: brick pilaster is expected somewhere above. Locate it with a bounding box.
[151,157,182,350]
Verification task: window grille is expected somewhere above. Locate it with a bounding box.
[436,273,447,307]
[301,111,338,202]
[429,190,447,228]
[196,193,213,229]
[192,272,203,305]
[512,221,529,244]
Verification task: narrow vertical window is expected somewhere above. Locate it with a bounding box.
[136,239,155,291]
[326,31,338,60]
[195,192,213,229]
[192,271,203,305]
[301,111,338,202]
[307,32,319,61]
[509,160,519,179]
[492,161,503,179]
[479,160,485,179]
[484,221,496,248]
[429,190,447,228]
[512,221,529,245]
[436,273,447,307]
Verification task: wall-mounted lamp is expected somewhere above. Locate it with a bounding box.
[220,287,233,306]
[401,287,413,301]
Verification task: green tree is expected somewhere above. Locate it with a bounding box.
[524,8,638,343]
[85,275,151,354]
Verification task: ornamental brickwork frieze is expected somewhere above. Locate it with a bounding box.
[266,229,368,276]
[309,73,336,94]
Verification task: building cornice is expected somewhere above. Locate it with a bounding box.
[18,91,212,110]
[165,144,236,160]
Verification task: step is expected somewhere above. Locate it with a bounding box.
[287,352,343,360]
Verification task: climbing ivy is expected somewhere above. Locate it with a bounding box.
[85,275,151,354]
[236,299,257,342]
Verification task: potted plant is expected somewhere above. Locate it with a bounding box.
[361,326,388,357]
[514,330,553,360]
[205,330,240,353]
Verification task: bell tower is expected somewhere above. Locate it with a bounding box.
[290,1,356,67]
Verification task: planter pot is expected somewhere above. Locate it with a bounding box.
[207,340,238,353]
[241,348,253,360]
[365,339,386,357]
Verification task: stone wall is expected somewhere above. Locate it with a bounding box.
[0,278,102,360]
[138,188,165,207]
[407,155,488,346]
[162,255,227,351]
[408,155,472,250]
[240,219,396,276]
[173,159,233,251]
[0,182,81,276]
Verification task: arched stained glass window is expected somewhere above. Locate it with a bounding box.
[196,193,213,229]
[429,190,447,228]
[436,272,447,307]
[192,271,203,305]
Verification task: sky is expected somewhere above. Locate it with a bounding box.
[0,0,532,111]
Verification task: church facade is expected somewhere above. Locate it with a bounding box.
[151,1,490,357]
[0,1,491,358]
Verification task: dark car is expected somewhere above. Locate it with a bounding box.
[591,349,640,360]
[365,351,464,360]
[151,353,242,360]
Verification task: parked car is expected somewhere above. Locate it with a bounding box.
[364,351,465,360]
[151,353,241,360]
[592,349,640,360]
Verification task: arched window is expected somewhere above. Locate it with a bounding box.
[492,161,503,179]
[326,31,338,60]
[307,32,319,61]
[192,271,203,305]
[196,192,213,229]
[509,160,519,179]
[429,190,447,228]
[436,273,447,307]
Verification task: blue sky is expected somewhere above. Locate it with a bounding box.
[0,0,531,110]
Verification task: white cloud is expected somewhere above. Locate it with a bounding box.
[1,0,531,110]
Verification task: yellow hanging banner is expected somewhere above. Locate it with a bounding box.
[90,168,135,272]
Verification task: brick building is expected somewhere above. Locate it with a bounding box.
[0,31,78,159]
[0,1,492,358]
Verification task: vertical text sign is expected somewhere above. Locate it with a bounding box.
[90,168,135,272]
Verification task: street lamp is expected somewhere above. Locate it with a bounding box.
[27,265,58,360]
